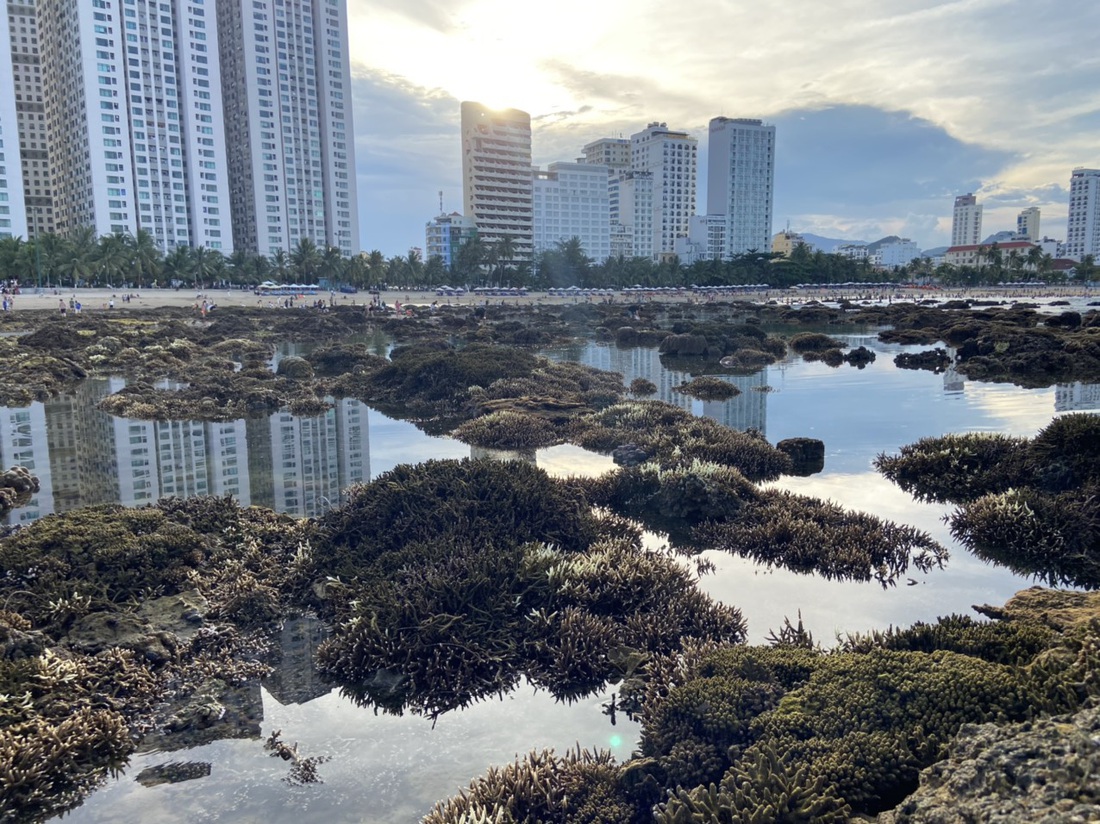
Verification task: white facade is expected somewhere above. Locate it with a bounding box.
[630,122,696,259]
[35,0,233,251]
[876,238,920,270]
[951,193,983,247]
[2,1,37,239]
[674,215,725,265]
[580,137,630,172]
[1065,168,1100,261]
[707,117,775,257]
[1016,207,1040,242]
[425,211,477,268]
[0,402,53,526]
[532,161,610,261]
[608,170,653,259]
[218,0,359,257]
[836,243,870,261]
[461,102,533,260]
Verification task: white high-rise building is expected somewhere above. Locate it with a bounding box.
[1065,168,1100,261]
[580,137,631,172]
[532,161,610,261]
[630,122,697,259]
[461,102,533,260]
[707,117,775,257]
[0,16,26,241]
[3,0,44,239]
[951,193,983,247]
[217,0,359,257]
[35,0,233,251]
[608,170,654,259]
[1016,207,1040,242]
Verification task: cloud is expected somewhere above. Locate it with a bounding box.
[344,0,1098,253]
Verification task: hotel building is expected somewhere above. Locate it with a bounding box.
[951,193,983,247]
[532,161,610,261]
[1065,168,1100,262]
[630,122,696,259]
[707,117,775,257]
[461,102,533,260]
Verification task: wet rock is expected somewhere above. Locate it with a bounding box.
[275,355,314,381]
[66,611,178,664]
[890,705,1100,823]
[776,437,825,476]
[612,443,650,467]
[135,761,212,787]
[894,348,952,373]
[0,621,45,660]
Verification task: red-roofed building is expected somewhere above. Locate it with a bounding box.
[944,241,1036,268]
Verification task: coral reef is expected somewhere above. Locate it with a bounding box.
[672,376,741,401]
[0,465,39,518]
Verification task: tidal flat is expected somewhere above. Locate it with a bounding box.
[1,297,1099,822]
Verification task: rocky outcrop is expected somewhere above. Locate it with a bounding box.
[885,705,1100,823]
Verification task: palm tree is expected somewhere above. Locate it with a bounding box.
[163,245,194,287]
[1025,245,1043,274]
[405,248,424,284]
[190,246,221,289]
[127,228,162,288]
[366,249,386,287]
[319,245,346,286]
[96,232,130,287]
[494,236,517,285]
[59,226,98,288]
[290,237,322,282]
[272,249,290,283]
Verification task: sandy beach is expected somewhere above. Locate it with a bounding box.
[1,283,1094,314]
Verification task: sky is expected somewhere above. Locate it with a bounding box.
[345,0,1100,257]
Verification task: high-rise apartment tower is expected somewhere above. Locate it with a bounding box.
[35,0,234,251]
[217,0,359,257]
[1065,169,1100,262]
[3,0,48,238]
[707,117,775,257]
[951,193,983,247]
[460,102,533,260]
[630,122,696,259]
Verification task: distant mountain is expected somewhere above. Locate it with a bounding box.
[864,235,904,254]
[922,246,949,258]
[800,233,870,253]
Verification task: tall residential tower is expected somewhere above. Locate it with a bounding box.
[217,0,359,257]
[460,102,533,260]
[3,0,47,238]
[630,122,696,260]
[707,117,775,257]
[1065,168,1100,262]
[35,0,233,251]
[951,193,983,247]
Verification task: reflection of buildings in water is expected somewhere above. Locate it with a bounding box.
[1055,383,1100,412]
[44,379,118,514]
[943,365,965,394]
[554,343,768,434]
[470,445,538,466]
[262,615,333,706]
[700,371,768,434]
[247,399,370,518]
[2,383,370,522]
[0,402,53,526]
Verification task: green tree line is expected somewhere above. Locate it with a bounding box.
[1,231,1093,291]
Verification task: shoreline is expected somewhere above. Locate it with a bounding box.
[0,283,1095,314]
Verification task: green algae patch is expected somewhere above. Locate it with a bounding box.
[877,413,1100,587]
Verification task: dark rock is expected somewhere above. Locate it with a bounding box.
[776,438,825,476]
[890,705,1100,823]
[613,443,651,467]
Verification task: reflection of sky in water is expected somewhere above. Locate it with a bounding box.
[65,685,636,824]
[18,335,1100,822]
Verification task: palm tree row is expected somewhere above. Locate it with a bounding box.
[1,230,1093,293]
